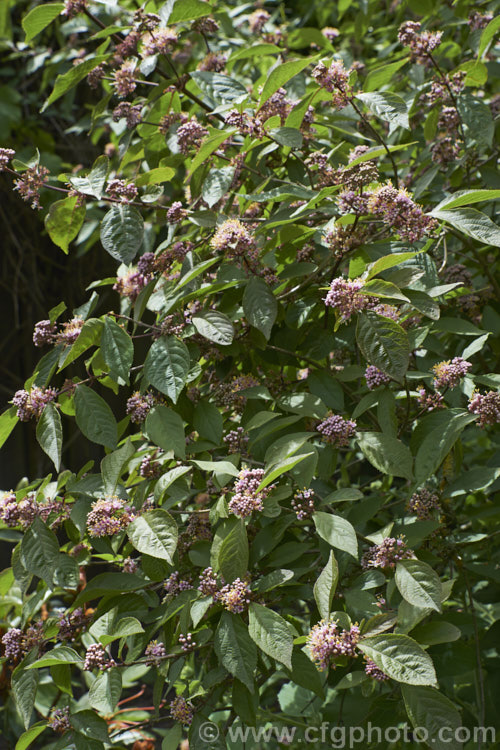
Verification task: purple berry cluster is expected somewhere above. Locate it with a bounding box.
[324,277,371,321]
[416,386,444,412]
[140,451,163,478]
[365,366,391,390]
[398,21,442,64]
[145,640,167,666]
[112,62,137,98]
[223,426,248,453]
[316,414,356,447]
[217,577,252,614]
[12,386,57,421]
[58,608,88,641]
[33,319,57,347]
[367,183,436,242]
[431,357,472,390]
[468,390,500,428]
[291,488,316,520]
[307,619,361,670]
[408,489,441,520]
[164,571,193,596]
[228,468,275,518]
[123,556,139,573]
[198,566,219,596]
[176,117,209,154]
[106,179,138,202]
[169,696,193,725]
[83,643,115,671]
[364,658,389,681]
[311,60,352,108]
[0,491,66,529]
[112,102,143,128]
[178,632,194,652]
[361,536,413,569]
[1,628,26,661]
[48,706,71,733]
[166,201,187,224]
[126,391,155,423]
[86,496,135,537]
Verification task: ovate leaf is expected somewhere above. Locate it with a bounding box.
[42,55,109,111]
[100,204,144,264]
[243,277,277,340]
[248,603,294,669]
[357,432,413,480]
[145,405,186,459]
[36,402,62,471]
[431,207,500,247]
[313,512,358,559]
[12,659,38,729]
[395,560,442,612]
[356,91,409,131]
[314,550,339,619]
[192,310,234,345]
[143,337,190,403]
[127,509,178,562]
[101,317,134,383]
[356,312,409,382]
[358,634,437,686]
[23,3,63,42]
[74,385,118,449]
[215,612,257,691]
[402,686,463,750]
[45,196,86,254]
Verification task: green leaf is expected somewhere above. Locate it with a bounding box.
[432,189,500,212]
[243,277,277,340]
[68,155,109,199]
[12,659,38,729]
[395,560,442,612]
[191,71,248,104]
[100,204,144,264]
[135,167,176,187]
[44,196,86,254]
[193,401,223,444]
[127,509,178,562]
[215,612,257,691]
[101,317,134,383]
[42,55,109,111]
[313,512,358,559]
[28,646,82,668]
[192,310,234,345]
[201,167,235,208]
[431,207,500,247]
[213,518,248,582]
[356,91,409,131]
[478,14,500,57]
[411,621,461,646]
[365,251,419,280]
[255,569,294,593]
[248,603,294,669]
[357,432,413,480]
[269,127,303,148]
[0,406,18,449]
[15,723,47,750]
[356,312,410,382]
[228,43,281,63]
[23,3,63,42]
[188,127,237,176]
[402,686,463,750]
[168,0,211,23]
[145,405,186,459]
[99,617,144,645]
[414,410,475,484]
[20,517,59,584]
[73,573,146,606]
[101,439,135,496]
[405,289,440,320]
[314,550,339,619]
[259,57,314,107]
[70,710,109,742]
[259,452,314,491]
[358,634,437,685]
[74,385,118,449]
[35,403,62,471]
[89,669,122,714]
[363,58,408,92]
[143,337,190,403]
[363,279,410,302]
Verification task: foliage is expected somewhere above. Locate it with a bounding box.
[1,0,500,748]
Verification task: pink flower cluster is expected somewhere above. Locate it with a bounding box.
[176,117,209,154]
[106,179,138,202]
[311,60,352,108]
[12,387,57,421]
[48,707,71,733]
[416,386,444,412]
[169,696,193,725]
[198,52,227,72]
[218,577,252,614]
[145,640,167,666]
[86,496,135,537]
[361,536,413,569]
[211,219,258,263]
[114,268,152,300]
[431,357,471,390]
[398,21,442,64]
[179,632,194,652]
[365,366,391,390]
[61,0,87,18]
[126,391,154,423]
[14,165,50,209]
[112,62,137,98]
[367,183,436,242]
[248,9,270,33]
[408,489,441,520]
[307,619,360,670]
[324,277,371,321]
[228,468,275,518]
[223,426,248,453]
[166,201,187,224]
[291,488,316,520]
[468,390,500,428]
[0,147,15,171]
[316,414,356,447]
[112,102,143,128]
[58,608,89,641]
[336,145,379,190]
[142,27,177,56]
